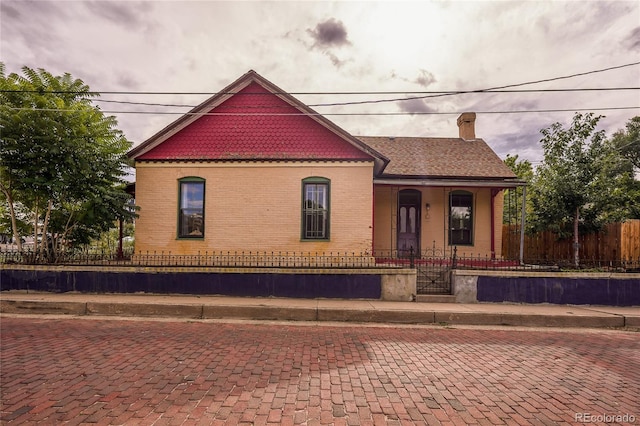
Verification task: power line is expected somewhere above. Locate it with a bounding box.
[3,62,638,117]
[5,86,637,98]
[310,62,640,107]
[9,106,639,116]
[1,62,637,98]
[476,62,640,91]
[91,87,640,109]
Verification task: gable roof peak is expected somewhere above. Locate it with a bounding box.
[128,70,389,172]
[241,69,259,80]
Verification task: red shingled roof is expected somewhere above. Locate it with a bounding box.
[136,81,374,161]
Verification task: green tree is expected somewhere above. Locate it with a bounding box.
[502,154,534,225]
[610,116,640,171]
[599,116,640,221]
[0,200,30,242]
[0,63,134,260]
[529,112,640,267]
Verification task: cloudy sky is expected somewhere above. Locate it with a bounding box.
[2,0,639,167]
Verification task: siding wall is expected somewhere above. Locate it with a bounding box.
[135,161,374,255]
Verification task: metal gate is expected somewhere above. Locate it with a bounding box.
[416,263,452,294]
[414,246,454,295]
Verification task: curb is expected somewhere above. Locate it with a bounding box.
[433,311,625,328]
[1,299,635,329]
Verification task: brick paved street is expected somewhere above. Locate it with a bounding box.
[1,317,638,425]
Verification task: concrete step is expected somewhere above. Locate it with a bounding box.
[416,295,456,303]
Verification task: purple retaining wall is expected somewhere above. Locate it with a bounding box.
[0,269,382,300]
[476,276,640,306]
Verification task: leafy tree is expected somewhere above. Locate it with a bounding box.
[0,63,134,260]
[600,116,640,221]
[589,161,639,223]
[502,154,534,225]
[93,222,135,254]
[610,116,640,171]
[0,200,30,242]
[529,112,640,267]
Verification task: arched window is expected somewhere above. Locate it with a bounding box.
[178,177,205,239]
[449,190,473,245]
[301,177,330,240]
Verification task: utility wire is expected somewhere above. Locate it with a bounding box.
[310,62,640,107]
[9,106,639,116]
[91,87,640,109]
[1,61,637,98]
[4,62,638,115]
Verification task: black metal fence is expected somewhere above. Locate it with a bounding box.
[1,248,391,269]
[1,246,639,272]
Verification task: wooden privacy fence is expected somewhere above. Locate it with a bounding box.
[502,220,640,263]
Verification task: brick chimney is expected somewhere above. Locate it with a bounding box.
[457,112,476,140]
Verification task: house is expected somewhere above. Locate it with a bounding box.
[128,70,521,260]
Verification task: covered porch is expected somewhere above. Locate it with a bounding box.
[372,179,526,294]
[372,179,527,260]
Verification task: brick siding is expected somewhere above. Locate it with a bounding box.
[135,161,374,255]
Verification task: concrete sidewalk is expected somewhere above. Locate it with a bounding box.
[1,291,638,329]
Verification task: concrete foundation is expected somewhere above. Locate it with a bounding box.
[381,270,417,301]
[452,274,477,303]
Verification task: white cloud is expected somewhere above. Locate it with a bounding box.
[1,0,638,164]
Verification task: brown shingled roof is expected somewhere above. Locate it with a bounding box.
[357,136,516,179]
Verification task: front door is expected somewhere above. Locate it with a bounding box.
[397,189,421,256]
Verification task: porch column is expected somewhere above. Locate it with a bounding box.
[520,186,527,265]
[490,189,499,259]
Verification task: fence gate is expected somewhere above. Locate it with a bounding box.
[412,246,454,295]
[416,262,452,294]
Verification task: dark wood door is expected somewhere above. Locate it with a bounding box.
[398,190,421,256]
